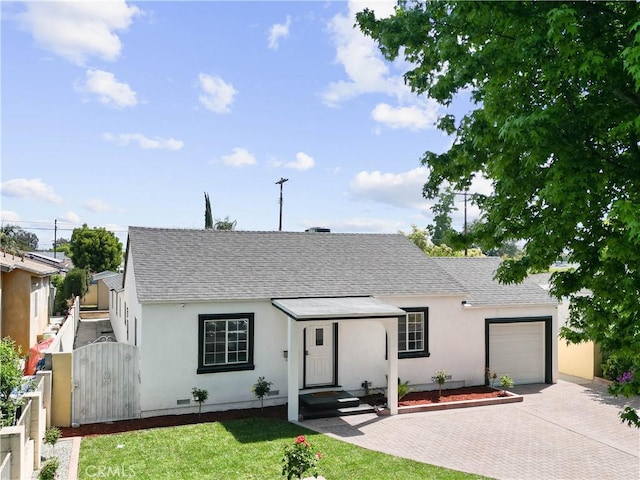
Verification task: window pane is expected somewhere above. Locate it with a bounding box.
[201,316,251,368]
[399,311,425,353]
[315,328,324,346]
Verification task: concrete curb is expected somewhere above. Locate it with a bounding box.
[67,436,81,480]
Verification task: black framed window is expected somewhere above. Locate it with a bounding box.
[398,307,430,359]
[198,313,255,374]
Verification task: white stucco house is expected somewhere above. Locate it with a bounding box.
[117,227,558,421]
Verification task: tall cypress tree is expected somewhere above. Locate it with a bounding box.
[204,192,213,229]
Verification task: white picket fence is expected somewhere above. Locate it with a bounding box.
[0,371,52,480]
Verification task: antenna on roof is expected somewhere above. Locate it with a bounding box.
[275,178,289,231]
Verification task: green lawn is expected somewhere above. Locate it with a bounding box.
[78,417,490,479]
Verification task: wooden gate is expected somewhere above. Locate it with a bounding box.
[72,342,140,425]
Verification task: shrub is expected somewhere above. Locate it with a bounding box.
[602,353,637,382]
[397,378,414,400]
[282,435,321,480]
[39,457,59,480]
[251,376,273,410]
[0,337,26,427]
[432,369,448,398]
[192,387,209,419]
[44,426,61,455]
[500,375,514,390]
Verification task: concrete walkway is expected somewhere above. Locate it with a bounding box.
[73,317,114,349]
[301,379,640,480]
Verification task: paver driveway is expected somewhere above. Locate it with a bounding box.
[301,378,640,480]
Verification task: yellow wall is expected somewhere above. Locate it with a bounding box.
[97,281,110,310]
[1,269,32,352]
[558,339,601,380]
[51,352,73,427]
[81,284,98,306]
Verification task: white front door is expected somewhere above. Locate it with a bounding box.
[305,324,334,386]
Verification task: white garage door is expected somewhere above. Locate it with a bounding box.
[489,322,545,384]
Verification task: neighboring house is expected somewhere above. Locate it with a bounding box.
[0,251,59,353]
[82,271,120,310]
[29,251,73,272]
[120,227,558,421]
[532,272,601,380]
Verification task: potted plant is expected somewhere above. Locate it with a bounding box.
[252,376,273,411]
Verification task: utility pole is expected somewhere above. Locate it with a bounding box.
[275,178,289,231]
[54,219,57,258]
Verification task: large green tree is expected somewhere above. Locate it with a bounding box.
[358,1,640,425]
[70,224,123,272]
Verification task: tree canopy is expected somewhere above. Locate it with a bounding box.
[358,1,640,425]
[0,224,38,252]
[70,224,123,272]
[214,216,237,231]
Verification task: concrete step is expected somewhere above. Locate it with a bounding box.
[301,403,375,420]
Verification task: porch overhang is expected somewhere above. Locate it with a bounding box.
[272,296,406,321]
[275,296,402,422]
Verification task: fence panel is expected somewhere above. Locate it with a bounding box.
[72,343,140,425]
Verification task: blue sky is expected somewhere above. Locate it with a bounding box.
[1,0,488,249]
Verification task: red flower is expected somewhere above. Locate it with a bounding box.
[295,435,307,445]
[316,452,322,460]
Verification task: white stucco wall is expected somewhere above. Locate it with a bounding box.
[138,300,289,417]
[133,290,557,416]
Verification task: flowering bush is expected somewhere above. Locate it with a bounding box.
[610,369,640,428]
[282,435,321,479]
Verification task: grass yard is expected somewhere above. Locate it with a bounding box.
[78,417,489,479]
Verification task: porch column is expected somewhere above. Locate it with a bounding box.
[383,317,399,415]
[287,316,301,422]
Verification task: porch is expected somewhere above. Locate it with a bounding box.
[272,296,405,422]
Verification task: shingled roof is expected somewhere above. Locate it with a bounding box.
[126,227,466,303]
[429,257,557,306]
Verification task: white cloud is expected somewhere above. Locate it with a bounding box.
[273,152,315,171]
[84,198,111,212]
[349,167,430,209]
[371,102,439,130]
[60,211,81,223]
[220,148,257,167]
[103,132,184,150]
[268,15,291,50]
[16,0,141,65]
[198,73,237,113]
[0,211,20,222]
[78,69,137,108]
[323,0,406,106]
[0,178,62,204]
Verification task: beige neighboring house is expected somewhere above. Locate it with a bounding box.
[0,251,59,353]
[81,271,120,310]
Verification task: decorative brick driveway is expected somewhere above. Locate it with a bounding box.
[301,378,640,479]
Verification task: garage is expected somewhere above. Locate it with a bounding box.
[486,317,552,385]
